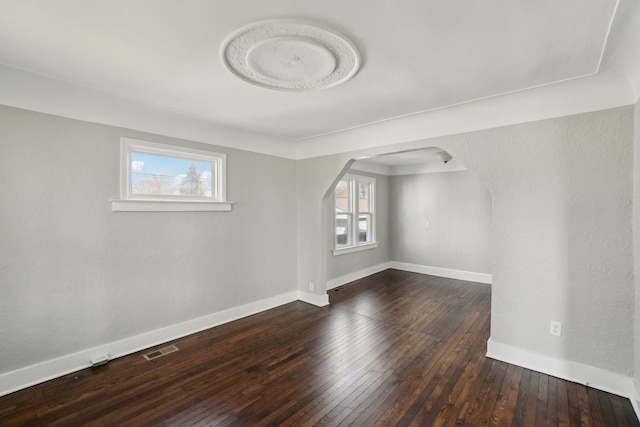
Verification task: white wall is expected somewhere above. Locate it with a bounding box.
[389,171,491,274]
[326,170,390,283]
[634,99,640,403]
[0,105,297,376]
[477,109,633,379]
[296,107,634,385]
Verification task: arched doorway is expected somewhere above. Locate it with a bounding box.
[323,147,493,292]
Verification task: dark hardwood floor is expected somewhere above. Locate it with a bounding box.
[1,269,638,426]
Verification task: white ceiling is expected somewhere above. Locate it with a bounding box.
[0,0,624,143]
[353,148,466,176]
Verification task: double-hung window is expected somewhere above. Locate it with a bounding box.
[112,137,232,212]
[334,174,376,253]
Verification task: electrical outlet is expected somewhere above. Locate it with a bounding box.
[309,282,314,291]
[425,221,431,229]
[550,320,562,336]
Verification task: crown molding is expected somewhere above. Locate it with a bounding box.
[295,71,635,159]
[0,64,297,159]
[0,64,635,162]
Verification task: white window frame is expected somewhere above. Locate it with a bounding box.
[333,174,377,255]
[112,137,232,212]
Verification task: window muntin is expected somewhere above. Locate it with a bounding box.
[335,174,375,250]
[120,138,226,202]
[357,179,373,244]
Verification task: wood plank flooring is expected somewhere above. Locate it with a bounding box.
[1,269,638,426]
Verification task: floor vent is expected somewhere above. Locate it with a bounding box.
[143,345,179,361]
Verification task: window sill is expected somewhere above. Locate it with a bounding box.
[332,242,378,256]
[111,199,234,212]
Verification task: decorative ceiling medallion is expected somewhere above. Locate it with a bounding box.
[221,20,360,92]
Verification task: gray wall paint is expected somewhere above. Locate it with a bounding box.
[0,106,297,374]
[296,106,634,375]
[326,170,390,280]
[634,99,640,386]
[1,102,636,387]
[389,171,492,273]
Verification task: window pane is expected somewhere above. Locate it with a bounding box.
[130,152,213,198]
[335,180,351,212]
[358,214,372,243]
[358,180,371,212]
[336,213,352,247]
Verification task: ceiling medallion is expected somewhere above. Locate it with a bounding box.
[221,20,361,92]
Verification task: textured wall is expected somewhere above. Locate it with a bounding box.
[1,103,635,384]
[0,106,297,374]
[326,170,390,280]
[296,106,634,375]
[389,171,491,273]
[457,109,634,374]
[634,100,640,385]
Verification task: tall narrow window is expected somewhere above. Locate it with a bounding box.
[334,174,376,252]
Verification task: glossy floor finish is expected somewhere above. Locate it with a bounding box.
[1,269,638,426]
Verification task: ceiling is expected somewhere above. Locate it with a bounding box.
[0,0,625,143]
[353,148,466,176]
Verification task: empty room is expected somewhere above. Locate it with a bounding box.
[1,1,640,425]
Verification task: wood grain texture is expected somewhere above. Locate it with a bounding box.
[1,269,637,426]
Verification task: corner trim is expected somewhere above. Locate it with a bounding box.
[327,262,391,290]
[0,291,299,398]
[297,291,330,307]
[486,338,635,399]
[390,261,492,284]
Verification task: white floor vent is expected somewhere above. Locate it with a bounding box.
[143,344,179,361]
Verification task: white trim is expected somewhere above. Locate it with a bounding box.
[119,137,227,203]
[327,262,391,290]
[0,291,304,398]
[334,174,376,251]
[0,64,297,159]
[596,0,620,72]
[332,242,378,256]
[295,72,634,159]
[486,338,636,400]
[0,65,634,161]
[297,291,330,307]
[111,199,233,212]
[631,379,640,422]
[390,261,492,284]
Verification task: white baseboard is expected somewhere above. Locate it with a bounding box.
[631,380,640,422]
[0,291,303,398]
[486,338,636,400]
[390,261,492,284]
[297,290,330,307]
[327,262,391,290]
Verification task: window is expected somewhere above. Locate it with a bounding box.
[334,174,376,254]
[112,138,232,212]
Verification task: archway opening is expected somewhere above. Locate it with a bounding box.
[323,147,493,293]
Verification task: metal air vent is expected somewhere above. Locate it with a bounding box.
[143,344,179,361]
